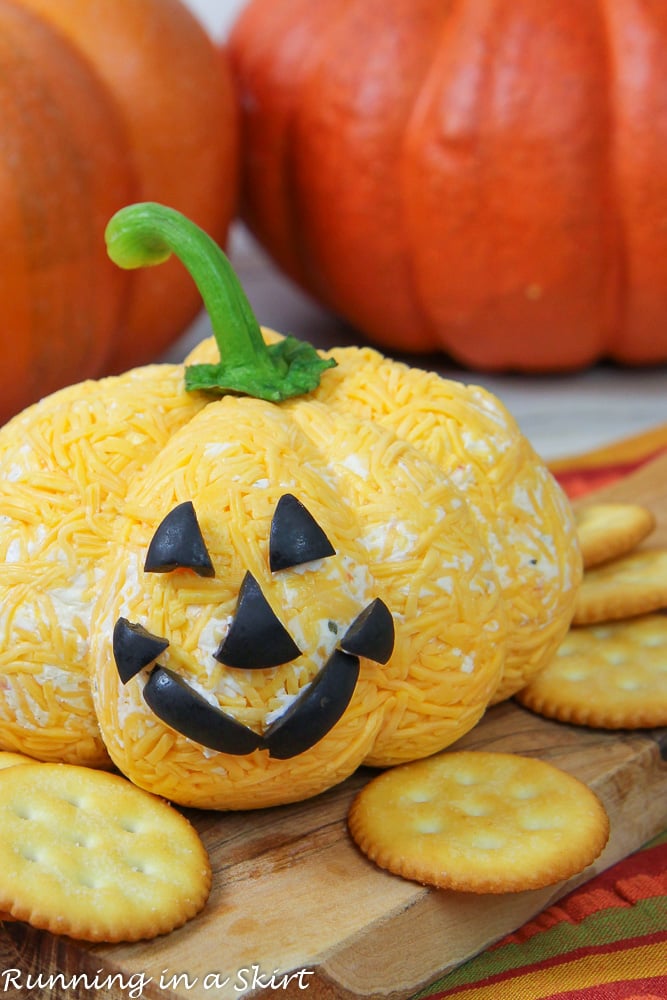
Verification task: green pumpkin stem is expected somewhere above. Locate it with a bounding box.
[104,202,335,401]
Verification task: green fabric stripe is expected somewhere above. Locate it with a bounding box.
[412,832,667,998]
[646,827,667,848]
[411,893,667,998]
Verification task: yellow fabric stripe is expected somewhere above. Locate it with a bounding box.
[443,939,666,1000]
[548,423,667,473]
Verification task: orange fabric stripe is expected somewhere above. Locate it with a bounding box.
[431,939,667,1000]
[548,423,667,498]
[548,424,667,473]
[502,839,667,943]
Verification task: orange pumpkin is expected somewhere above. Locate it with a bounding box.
[0,0,237,425]
[228,0,667,372]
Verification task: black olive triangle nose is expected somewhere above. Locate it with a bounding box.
[214,571,302,669]
[270,493,336,571]
[144,500,215,577]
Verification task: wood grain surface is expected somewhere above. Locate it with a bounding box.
[1,447,666,1000]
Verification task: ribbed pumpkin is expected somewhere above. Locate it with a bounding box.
[0,0,237,425]
[228,0,667,372]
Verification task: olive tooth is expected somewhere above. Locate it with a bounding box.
[340,598,395,664]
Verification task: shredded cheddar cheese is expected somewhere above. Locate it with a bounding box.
[188,333,582,703]
[0,330,581,810]
[0,366,205,765]
[314,345,582,701]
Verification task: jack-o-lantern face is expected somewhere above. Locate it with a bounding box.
[85,392,512,811]
[87,394,412,810]
[112,495,394,762]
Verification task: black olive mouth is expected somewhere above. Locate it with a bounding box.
[112,597,394,760]
[141,648,360,760]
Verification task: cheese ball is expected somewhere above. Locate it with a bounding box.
[0,326,580,809]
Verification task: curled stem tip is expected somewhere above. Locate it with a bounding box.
[105,202,335,401]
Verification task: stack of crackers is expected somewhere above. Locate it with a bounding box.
[517,502,667,730]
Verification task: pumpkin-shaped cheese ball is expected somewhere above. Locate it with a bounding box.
[0,364,206,766]
[0,203,581,813]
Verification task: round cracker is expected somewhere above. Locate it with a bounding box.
[517,615,667,728]
[0,751,38,770]
[348,751,609,894]
[575,502,656,570]
[573,549,667,625]
[0,763,211,941]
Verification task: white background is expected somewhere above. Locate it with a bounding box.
[182,0,247,38]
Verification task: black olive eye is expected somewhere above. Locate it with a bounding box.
[269,493,336,571]
[144,501,215,577]
[113,618,169,684]
[214,571,302,669]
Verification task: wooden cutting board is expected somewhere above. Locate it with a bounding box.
[2,446,666,1000]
